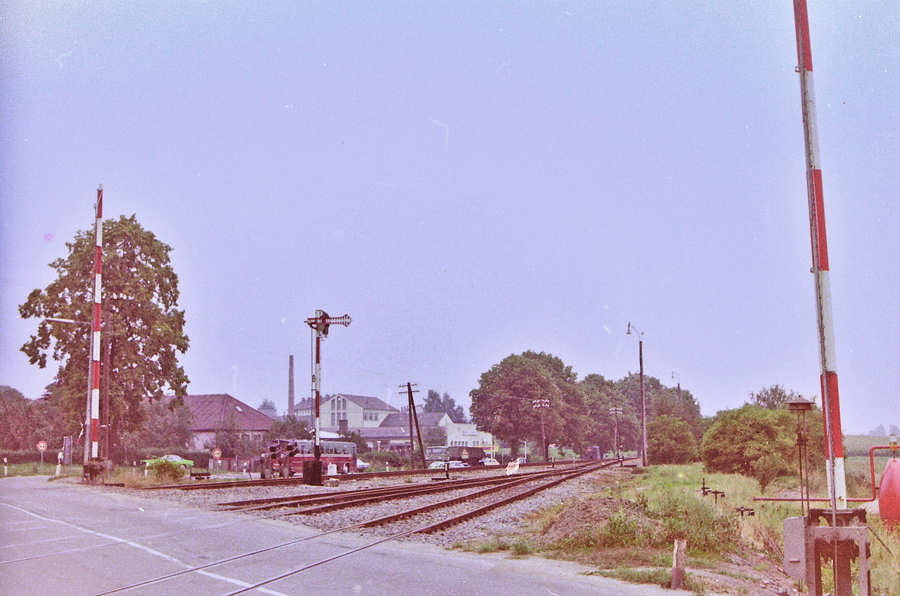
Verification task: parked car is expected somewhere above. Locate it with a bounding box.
[428,460,470,469]
[356,458,371,471]
[142,454,194,469]
[479,457,500,466]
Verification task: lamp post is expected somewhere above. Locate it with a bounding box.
[627,322,648,467]
[609,406,624,460]
[532,399,550,461]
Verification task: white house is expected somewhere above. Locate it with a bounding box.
[292,394,399,430]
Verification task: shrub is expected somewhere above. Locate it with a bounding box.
[699,404,823,487]
[149,460,186,482]
[647,415,699,464]
[365,450,404,468]
[651,492,740,554]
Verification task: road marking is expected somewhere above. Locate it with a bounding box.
[0,500,293,596]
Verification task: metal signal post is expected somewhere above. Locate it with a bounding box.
[306,311,351,470]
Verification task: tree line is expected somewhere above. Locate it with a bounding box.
[10,214,824,489]
[470,352,825,490]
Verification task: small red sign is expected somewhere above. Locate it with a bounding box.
[37,441,48,452]
[212,448,222,459]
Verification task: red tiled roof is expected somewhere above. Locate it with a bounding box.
[179,394,274,433]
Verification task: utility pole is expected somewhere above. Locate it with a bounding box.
[609,406,624,460]
[627,322,648,467]
[400,383,426,469]
[532,399,549,461]
[305,311,351,474]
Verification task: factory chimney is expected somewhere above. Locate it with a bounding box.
[288,355,294,415]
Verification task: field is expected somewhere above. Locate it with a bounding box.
[457,461,900,595]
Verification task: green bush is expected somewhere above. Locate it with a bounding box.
[699,404,824,487]
[597,510,656,547]
[126,449,211,467]
[148,460,186,481]
[647,415,699,464]
[651,492,740,554]
[364,450,404,468]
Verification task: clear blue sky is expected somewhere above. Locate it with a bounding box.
[2,2,897,434]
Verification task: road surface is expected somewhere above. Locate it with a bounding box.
[1,475,686,596]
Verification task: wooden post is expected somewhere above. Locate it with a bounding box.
[671,538,686,589]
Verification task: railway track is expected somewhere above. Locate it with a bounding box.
[0,462,632,596]
[217,463,592,513]
[142,458,584,491]
[87,458,628,595]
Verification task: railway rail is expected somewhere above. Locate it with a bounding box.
[217,462,594,513]
[142,458,585,491]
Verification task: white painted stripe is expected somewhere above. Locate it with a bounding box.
[0,501,293,596]
[96,222,102,246]
[91,388,100,412]
[196,570,293,596]
[818,270,837,369]
[92,332,101,362]
[94,274,102,303]
[826,458,847,509]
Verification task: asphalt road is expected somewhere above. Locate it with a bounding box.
[0,475,680,596]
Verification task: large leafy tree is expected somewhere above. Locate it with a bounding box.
[469,351,588,459]
[423,389,467,423]
[19,215,189,457]
[0,386,36,450]
[700,403,825,492]
[579,374,637,456]
[267,415,312,440]
[647,414,698,464]
[615,373,703,445]
[749,384,798,410]
[119,399,194,457]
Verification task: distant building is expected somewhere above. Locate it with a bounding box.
[179,394,274,451]
[288,392,493,455]
[292,394,399,430]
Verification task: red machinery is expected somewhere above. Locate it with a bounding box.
[877,438,900,529]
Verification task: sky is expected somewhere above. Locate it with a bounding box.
[1,2,898,435]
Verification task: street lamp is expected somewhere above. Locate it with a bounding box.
[532,399,550,461]
[627,322,648,467]
[609,406,624,460]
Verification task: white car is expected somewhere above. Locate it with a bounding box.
[428,460,469,469]
[479,457,500,466]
